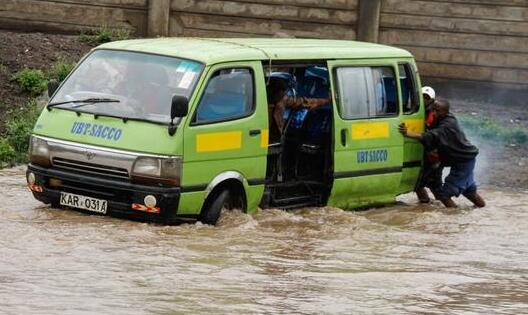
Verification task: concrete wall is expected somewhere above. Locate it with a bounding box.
[168,0,358,39]
[1,0,527,89]
[0,0,148,35]
[379,0,528,89]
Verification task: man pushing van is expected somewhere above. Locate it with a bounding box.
[399,100,486,208]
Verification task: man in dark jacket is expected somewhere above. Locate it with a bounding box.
[415,86,442,203]
[399,100,486,208]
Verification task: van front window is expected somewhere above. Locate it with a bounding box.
[50,50,203,124]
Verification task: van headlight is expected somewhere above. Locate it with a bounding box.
[131,156,182,186]
[29,136,51,167]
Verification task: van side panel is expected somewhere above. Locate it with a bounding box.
[327,59,405,209]
[177,61,268,215]
[398,60,425,194]
[328,118,404,209]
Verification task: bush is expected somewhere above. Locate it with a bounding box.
[6,99,40,153]
[13,68,48,96]
[79,26,132,44]
[0,99,41,167]
[0,139,17,168]
[49,57,76,82]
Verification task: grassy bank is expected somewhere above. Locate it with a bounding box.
[0,58,76,168]
[458,114,528,145]
[0,28,130,168]
[0,100,40,168]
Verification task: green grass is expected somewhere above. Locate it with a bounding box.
[13,68,47,96]
[458,114,528,145]
[49,57,76,82]
[0,139,17,168]
[12,58,75,98]
[79,26,132,44]
[0,99,41,168]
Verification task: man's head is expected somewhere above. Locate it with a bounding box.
[422,86,435,108]
[267,78,288,104]
[433,99,450,119]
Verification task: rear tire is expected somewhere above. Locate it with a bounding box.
[199,190,231,225]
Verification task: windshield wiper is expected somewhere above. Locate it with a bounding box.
[47,98,120,109]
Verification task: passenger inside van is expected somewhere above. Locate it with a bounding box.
[265,67,331,182]
[266,77,329,143]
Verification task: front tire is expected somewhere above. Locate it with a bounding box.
[199,190,230,225]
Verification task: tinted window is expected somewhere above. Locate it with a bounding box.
[194,68,254,124]
[336,66,398,119]
[399,64,419,114]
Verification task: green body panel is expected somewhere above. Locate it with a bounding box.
[244,185,264,215]
[399,60,425,194]
[331,175,401,209]
[177,191,206,215]
[33,109,183,155]
[177,61,268,215]
[327,59,406,209]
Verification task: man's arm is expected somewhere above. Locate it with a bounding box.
[398,123,424,140]
[282,95,329,109]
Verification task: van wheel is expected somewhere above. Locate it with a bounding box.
[199,189,231,225]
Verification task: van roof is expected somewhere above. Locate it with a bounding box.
[98,38,413,64]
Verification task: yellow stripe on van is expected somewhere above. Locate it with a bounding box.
[351,122,389,140]
[196,131,242,153]
[403,119,425,133]
[260,129,269,148]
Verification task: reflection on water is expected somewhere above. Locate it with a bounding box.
[1,166,527,314]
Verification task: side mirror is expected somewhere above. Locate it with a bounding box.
[171,95,188,119]
[168,95,188,136]
[47,79,59,97]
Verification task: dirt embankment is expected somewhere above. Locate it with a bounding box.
[0,30,94,132]
[0,30,527,188]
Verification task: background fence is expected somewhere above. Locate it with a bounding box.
[1,0,527,91]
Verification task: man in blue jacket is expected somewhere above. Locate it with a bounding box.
[399,99,486,208]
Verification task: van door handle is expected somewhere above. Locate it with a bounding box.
[249,129,261,136]
[340,128,347,146]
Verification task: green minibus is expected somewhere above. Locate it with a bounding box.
[26,38,425,225]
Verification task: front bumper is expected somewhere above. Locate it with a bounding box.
[27,164,196,224]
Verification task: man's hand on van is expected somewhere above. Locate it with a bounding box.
[398,123,408,136]
[399,123,424,141]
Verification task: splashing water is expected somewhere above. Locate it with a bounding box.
[1,166,527,314]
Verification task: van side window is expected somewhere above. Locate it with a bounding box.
[372,67,398,116]
[193,68,254,124]
[336,66,398,120]
[399,64,419,114]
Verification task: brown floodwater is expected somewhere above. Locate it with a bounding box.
[1,166,527,314]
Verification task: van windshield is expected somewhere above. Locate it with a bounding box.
[50,50,203,124]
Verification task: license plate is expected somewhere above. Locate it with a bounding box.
[60,192,108,214]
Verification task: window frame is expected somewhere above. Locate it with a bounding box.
[399,62,420,115]
[190,66,256,126]
[333,64,400,121]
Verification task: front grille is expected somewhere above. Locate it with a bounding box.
[52,157,129,180]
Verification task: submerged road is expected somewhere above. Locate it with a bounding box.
[1,166,527,314]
